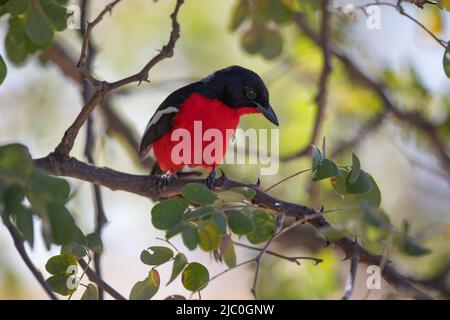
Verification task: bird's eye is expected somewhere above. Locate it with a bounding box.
[246,89,256,100]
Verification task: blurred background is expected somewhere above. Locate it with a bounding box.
[0,0,449,299]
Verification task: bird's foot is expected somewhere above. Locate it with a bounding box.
[206,168,217,189]
[158,171,176,189]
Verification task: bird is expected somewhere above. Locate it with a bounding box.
[139,65,279,188]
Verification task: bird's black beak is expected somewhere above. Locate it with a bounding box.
[254,102,279,126]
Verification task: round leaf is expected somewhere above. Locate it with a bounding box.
[346,170,373,194]
[246,210,275,244]
[86,232,103,253]
[140,246,174,266]
[182,222,199,250]
[182,262,209,292]
[81,284,99,300]
[181,183,216,205]
[151,198,187,230]
[228,211,255,235]
[46,275,76,296]
[129,269,160,300]
[25,2,54,46]
[312,159,339,181]
[198,219,222,251]
[45,254,78,276]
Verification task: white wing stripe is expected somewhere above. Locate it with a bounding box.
[145,106,179,131]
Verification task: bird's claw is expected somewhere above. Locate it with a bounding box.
[158,172,176,189]
[206,169,217,189]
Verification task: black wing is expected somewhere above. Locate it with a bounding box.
[139,81,203,158]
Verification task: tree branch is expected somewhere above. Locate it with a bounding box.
[79,0,108,300]
[53,0,185,158]
[283,0,333,161]
[78,259,126,300]
[33,153,433,299]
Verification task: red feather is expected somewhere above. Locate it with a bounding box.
[152,93,258,172]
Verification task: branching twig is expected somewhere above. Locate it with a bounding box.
[234,242,323,265]
[54,0,185,158]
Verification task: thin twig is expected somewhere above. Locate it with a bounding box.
[54,0,185,158]
[78,259,126,300]
[251,212,285,299]
[2,212,58,300]
[234,242,322,265]
[264,168,311,192]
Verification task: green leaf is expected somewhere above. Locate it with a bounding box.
[266,0,292,24]
[220,235,236,268]
[14,205,34,247]
[25,1,54,46]
[29,170,70,204]
[140,246,173,266]
[47,204,85,245]
[86,232,103,253]
[0,54,6,85]
[0,143,32,179]
[356,175,381,208]
[241,28,262,54]
[331,169,349,195]
[348,152,361,184]
[444,42,450,78]
[129,269,160,300]
[230,0,250,31]
[3,185,25,214]
[151,198,187,230]
[184,206,215,221]
[396,234,431,257]
[198,219,221,251]
[312,159,339,181]
[5,16,29,64]
[247,210,275,244]
[228,210,255,235]
[216,191,247,202]
[360,202,389,227]
[167,253,188,285]
[45,254,78,276]
[182,222,198,250]
[81,283,99,300]
[259,27,283,60]
[61,241,87,260]
[181,183,216,205]
[228,187,256,200]
[41,0,67,31]
[46,275,76,296]
[182,262,209,292]
[5,0,29,15]
[346,170,373,194]
[165,223,182,239]
[211,211,227,234]
[311,145,322,171]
